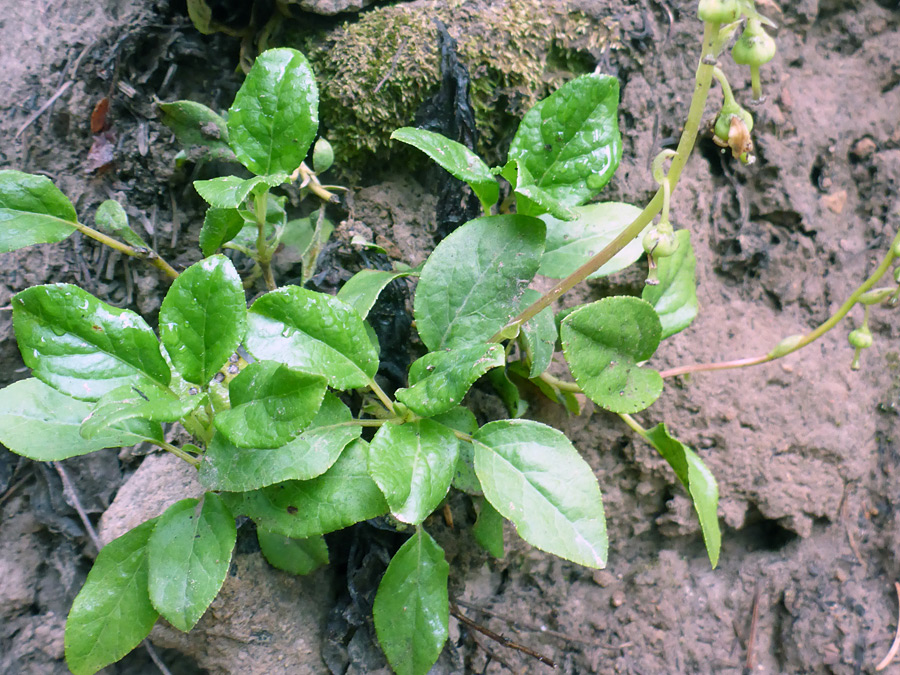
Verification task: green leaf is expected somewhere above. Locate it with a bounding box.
[433,407,482,495]
[368,420,459,525]
[641,230,698,339]
[246,286,378,390]
[508,74,622,209]
[193,174,287,210]
[374,529,449,675]
[0,170,78,253]
[512,162,577,221]
[539,202,648,279]
[199,208,245,257]
[473,419,607,568]
[508,360,580,415]
[643,424,721,568]
[223,440,388,538]
[147,493,236,632]
[185,0,215,35]
[159,255,247,385]
[473,497,505,559]
[0,378,161,462]
[519,289,557,378]
[485,368,527,419]
[391,127,499,212]
[13,284,171,401]
[200,392,359,491]
[158,99,234,160]
[337,268,413,319]
[396,343,504,418]
[228,48,319,176]
[414,214,545,351]
[80,384,200,440]
[94,200,149,249]
[561,296,662,414]
[64,518,159,675]
[257,529,329,576]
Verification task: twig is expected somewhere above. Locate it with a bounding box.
[143,640,174,675]
[875,582,900,671]
[468,630,518,673]
[0,474,31,508]
[450,601,557,669]
[744,587,762,673]
[52,461,102,551]
[15,81,73,138]
[374,39,409,93]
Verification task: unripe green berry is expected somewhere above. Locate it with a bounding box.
[848,328,873,350]
[894,266,900,284]
[313,137,334,174]
[892,238,900,258]
[643,225,679,259]
[714,104,754,143]
[698,0,740,24]
[732,20,777,67]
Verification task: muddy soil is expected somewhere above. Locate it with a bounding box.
[2,1,900,674]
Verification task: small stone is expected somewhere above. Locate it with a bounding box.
[610,590,626,608]
[821,190,848,214]
[592,570,615,587]
[850,137,877,161]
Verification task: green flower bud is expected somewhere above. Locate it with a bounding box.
[848,327,872,350]
[698,0,740,24]
[767,334,804,359]
[312,137,334,174]
[858,287,894,305]
[643,224,679,259]
[732,20,777,67]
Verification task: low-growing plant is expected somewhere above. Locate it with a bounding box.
[1,3,898,674]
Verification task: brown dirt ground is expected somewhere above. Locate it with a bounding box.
[1,1,899,674]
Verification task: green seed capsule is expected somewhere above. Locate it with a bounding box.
[714,103,754,143]
[848,328,873,350]
[858,288,894,305]
[698,0,740,23]
[313,137,334,174]
[643,225,679,259]
[732,19,777,67]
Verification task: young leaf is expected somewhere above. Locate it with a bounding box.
[508,74,622,209]
[643,424,721,568]
[245,286,378,389]
[257,529,329,576]
[0,170,78,253]
[414,214,545,351]
[368,420,460,525]
[519,289,557,378]
[337,268,414,319]
[641,230,699,339]
[539,202,648,279]
[374,529,449,675]
[199,208,245,257]
[512,162,578,221]
[486,368,528,419]
[200,392,361,491]
[157,100,234,161]
[147,493,236,632]
[0,378,161,461]
[473,497,505,559]
[159,255,247,386]
[391,127,499,212]
[64,518,159,675]
[13,284,171,401]
[193,174,287,210]
[94,200,149,249]
[395,343,505,418]
[473,419,607,568]
[228,48,319,176]
[223,440,388,538]
[213,361,327,449]
[561,296,663,414]
[80,384,200,440]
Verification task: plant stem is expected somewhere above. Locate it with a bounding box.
[71,221,179,279]
[539,371,582,393]
[711,66,737,107]
[297,163,339,203]
[149,439,201,467]
[618,413,648,438]
[254,190,277,291]
[368,377,396,413]
[343,418,390,428]
[489,22,720,340]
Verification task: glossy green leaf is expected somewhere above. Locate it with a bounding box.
[159,255,247,385]
[337,268,413,319]
[0,378,161,462]
[473,419,607,568]
[368,420,459,525]
[246,286,378,389]
[228,48,319,176]
[199,208,245,257]
[396,343,504,418]
[94,200,149,249]
[508,74,622,209]
[486,368,528,419]
[432,408,482,495]
[391,127,499,211]
[64,518,159,675]
[214,361,326,448]
[222,440,388,538]
[374,529,449,675]
[473,497,505,559]
[643,423,721,568]
[200,392,360,491]
[13,284,171,401]
[193,174,287,210]
[414,214,545,351]
[561,296,662,414]
[513,162,577,221]
[147,493,236,632]
[80,384,200,440]
[0,170,78,253]
[519,289,557,378]
[158,99,234,160]
[642,230,698,339]
[539,202,648,279]
[257,529,329,576]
